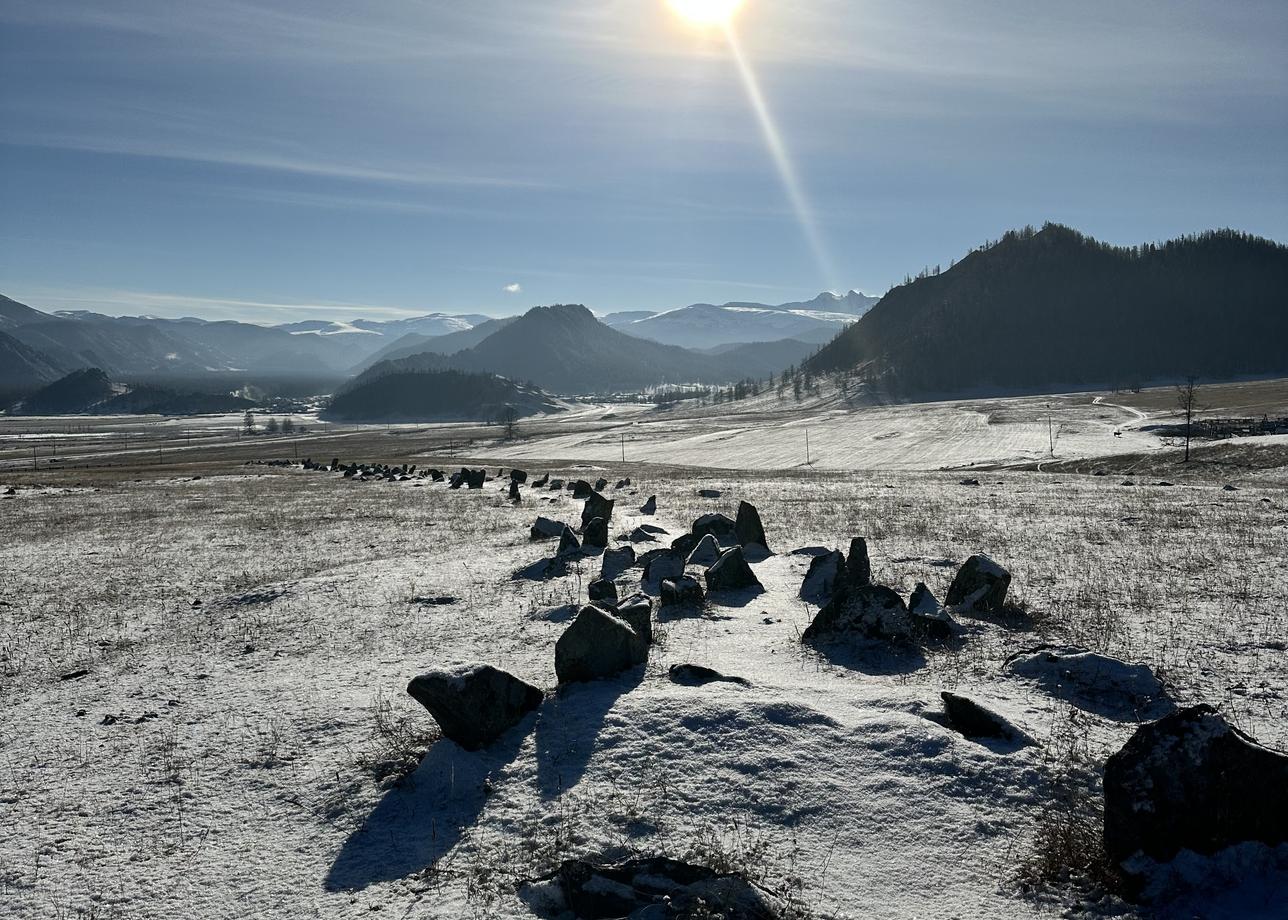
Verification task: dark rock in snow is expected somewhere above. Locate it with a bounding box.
[642,549,686,586]
[510,469,528,484]
[548,478,564,490]
[802,584,911,642]
[1104,704,1288,870]
[801,549,847,604]
[668,663,751,687]
[600,546,636,581]
[614,478,630,489]
[685,533,722,567]
[692,512,736,541]
[697,488,722,498]
[530,516,566,541]
[940,692,1029,744]
[583,516,608,548]
[628,526,659,543]
[640,495,657,515]
[570,479,592,499]
[734,500,770,552]
[406,664,542,751]
[908,582,957,640]
[588,578,618,604]
[581,491,614,529]
[532,856,787,920]
[557,526,581,556]
[668,532,700,558]
[508,481,521,501]
[945,553,1010,614]
[465,468,486,489]
[593,477,608,491]
[704,546,763,593]
[614,593,653,644]
[533,473,549,487]
[554,606,647,684]
[661,574,705,608]
[845,537,872,587]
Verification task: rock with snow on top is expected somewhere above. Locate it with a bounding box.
[1104,704,1288,873]
[588,578,617,604]
[661,575,705,608]
[685,533,722,568]
[704,546,763,593]
[946,553,1011,614]
[641,549,685,586]
[692,512,736,541]
[909,582,957,639]
[802,584,912,642]
[613,593,653,644]
[554,606,647,684]
[1004,645,1167,707]
[600,546,636,581]
[406,664,542,751]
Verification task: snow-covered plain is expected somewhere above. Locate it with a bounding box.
[2,449,1286,918]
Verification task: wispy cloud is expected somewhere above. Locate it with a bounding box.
[503,283,522,293]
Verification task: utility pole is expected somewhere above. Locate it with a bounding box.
[1047,404,1055,456]
[805,428,810,467]
[620,434,625,463]
[32,445,36,471]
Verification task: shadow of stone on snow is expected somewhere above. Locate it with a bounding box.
[535,669,644,801]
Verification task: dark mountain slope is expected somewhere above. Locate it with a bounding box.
[323,369,557,423]
[807,225,1288,395]
[10,368,116,415]
[0,330,67,389]
[349,317,519,373]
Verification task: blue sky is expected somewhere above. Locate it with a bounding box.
[2,0,1285,323]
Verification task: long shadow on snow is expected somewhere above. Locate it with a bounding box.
[324,719,532,891]
[535,668,644,800]
[806,638,927,676]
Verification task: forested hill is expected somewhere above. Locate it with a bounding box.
[806,225,1288,395]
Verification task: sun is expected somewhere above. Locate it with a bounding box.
[667,0,744,27]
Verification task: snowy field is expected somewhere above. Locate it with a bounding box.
[3,449,1286,918]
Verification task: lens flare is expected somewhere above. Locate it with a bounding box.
[723,27,839,290]
[667,0,744,26]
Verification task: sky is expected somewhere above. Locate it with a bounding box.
[2,0,1285,323]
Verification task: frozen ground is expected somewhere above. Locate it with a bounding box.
[2,450,1286,918]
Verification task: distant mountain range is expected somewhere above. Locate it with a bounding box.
[7,367,254,416]
[350,304,822,394]
[324,368,558,423]
[806,225,1288,396]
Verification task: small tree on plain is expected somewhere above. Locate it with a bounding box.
[502,405,519,440]
[282,417,295,435]
[243,410,255,435]
[1175,375,1202,462]
[265,417,280,434]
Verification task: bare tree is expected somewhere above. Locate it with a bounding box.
[501,405,519,440]
[1175,375,1202,462]
[243,410,255,435]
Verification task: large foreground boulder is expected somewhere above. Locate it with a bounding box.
[704,546,763,593]
[1104,705,1288,869]
[946,553,1011,613]
[554,606,647,684]
[525,857,789,920]
[614,593,653,644]
[406,664,542,750]
[802,584,911,642]
[734,500,769,551]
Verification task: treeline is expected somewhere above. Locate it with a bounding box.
[323,368,552,423]
[807,223,1288,396]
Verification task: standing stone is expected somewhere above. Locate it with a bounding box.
[466,468,486,489]
[588,579,618,604]
[554,606,648,684]
[1104,705,1288,871]
[801,550,847,604]
[734,501,770,551]
[945,554,1011,614]
[549,478,564,490]
[571,480,593,499]
[508,481,521,502]
[640,495,657,515]
[531,516,566,540]
[510,469,528,484]
[583,516,609,548]
[406,664,542,751]
[533,473,549,487]
[642,550,685,586]
[581,491,615,528]
[600,546,636,581]
[704,546,763,593]
[685,533,722,568]
[594,477,608,492]
[614,593,653,644]
[845,537,872,587]
[558,526,581,556]
[909,582,956,640]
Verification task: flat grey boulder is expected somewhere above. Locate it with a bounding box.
[581,490,614,528]
[628,526,659,543]
[641,549,685,587]
[734,500,769,551]
[801,549,846,604]
[946,553,1011,614]
[554,606,647,684]
[685,533,722,567]
[697,488,722,498]
[530,516,566,541]
[614,593,653,644]
[600,546,636,580]
[1104,704,1288,869]
[406,664,542,751]
[704,545,763,593]
[802,584,911,642]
